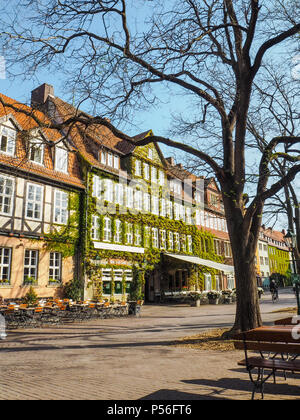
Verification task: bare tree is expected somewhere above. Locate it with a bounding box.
[0,0,300,334]
[247,67,300,273]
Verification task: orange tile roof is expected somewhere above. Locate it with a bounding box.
[0,93,84,189]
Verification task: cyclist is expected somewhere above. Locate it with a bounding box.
[269,279,278,302]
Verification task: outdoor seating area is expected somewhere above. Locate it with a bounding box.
[0,298,135,329]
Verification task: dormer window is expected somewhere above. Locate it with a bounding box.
[29,138,44,165]
[107,153,113,167]
[0,125,16,156]
[55,146,68,173]
[101,150,106,165]
[113,155,119,169]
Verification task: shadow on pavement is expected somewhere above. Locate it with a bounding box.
[182,377,300,399]
[140,389,227,400]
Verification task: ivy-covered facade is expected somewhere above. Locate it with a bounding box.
[32,84,235,302]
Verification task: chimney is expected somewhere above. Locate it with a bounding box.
[282,229,286,236]
[166,157,175,166]
[31,83,54,108]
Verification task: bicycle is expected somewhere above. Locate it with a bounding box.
[271,289,279,303]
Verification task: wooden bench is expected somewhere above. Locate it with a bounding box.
[234,326,300,400]
[274,316,300,326]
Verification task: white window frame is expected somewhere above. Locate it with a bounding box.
[101,150,107,165]
[115,183,124,205]
[114,219,122,243]
[135,159,142,176]
[24,249,39,283]
[174,233,180,252]
[126,186,134,208]
[152,196,159,216]
[93,175,102,200]
[160,229,166,249]
[148,148,153,160]
[55,146,68,173]
[29,138,44,165]
[134,189,143,211]
[160,198,166,217]
[0,247,11,283]
[0,174,14,216]
[187,235,193,253]
[91,215,100,240]
[54,189,68,225]
[103,217,112,242]
[143,162,150,180]
[49,252,62,283]
[143,192,151,213]
[135,224,142,246]
[104,179,114,202]
[0,125,16,156]
[113,155,119,169]
[126,223,133,245]
[152,227,159,248]
[25,183,43,221]
[168,231,174,251]
[107,153,113,167]
[151,166,157,183]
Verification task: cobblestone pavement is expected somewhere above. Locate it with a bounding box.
[0,289,299,400]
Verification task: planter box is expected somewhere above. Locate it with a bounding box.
[208,298,219,305]
[191,299,201,307]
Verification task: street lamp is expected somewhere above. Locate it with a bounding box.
[284,229,300,315]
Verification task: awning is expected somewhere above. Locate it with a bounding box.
[164,253,235,274]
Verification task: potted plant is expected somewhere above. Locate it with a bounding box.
[23,286,38,306]
[189,291,202,307]
[207,290,221,304]
[222,289,233,304]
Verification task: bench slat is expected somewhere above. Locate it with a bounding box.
[238,357,300,372]
[235,327,300,343]
[234,340,300,354]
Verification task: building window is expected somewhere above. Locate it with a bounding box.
[135,159,142,176]
[174,203,180,220]
[143,192,151,213]
[115,183,124,205]
[29,138,44,165]
[181,234,187,252]
[148,148,153,160]
[160,198,166,217]
[93,175,102,199]
[186,207,192,224]
[134,224,142,246]
[144,226,151,248]
[126,186,134,208]
[224,242,232,257]
[126,223,133,245]
[167,201,173,219]
[143,163,150,180]
[152,228,159,248]
[24,250,38,284]
[103,217,112,242]
[54,189,68,224]
[159,170,165,185]
[0,175,14,216]
[113,155,119,169]
[0,247,11,284]
[26,183,43,220]
[0,125,16,156]
[114,219,122,243]
[107,153,113,167]
[49,252,62,283]
[160,230,166,249]
[91,215,100,240]
[151,166,157,183]
[100,150,106,165]
[214,239,221,255]
[187,235,193,253]
[152,196,159,215]
[103,179,114,202]
[55,147,68,173]
[174,233,180,252]
[134,190,143,211]
[168,231,174,251]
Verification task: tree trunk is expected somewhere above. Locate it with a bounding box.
[222,193,263,336]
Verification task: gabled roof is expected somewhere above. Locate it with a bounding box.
[0,93,84,189]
